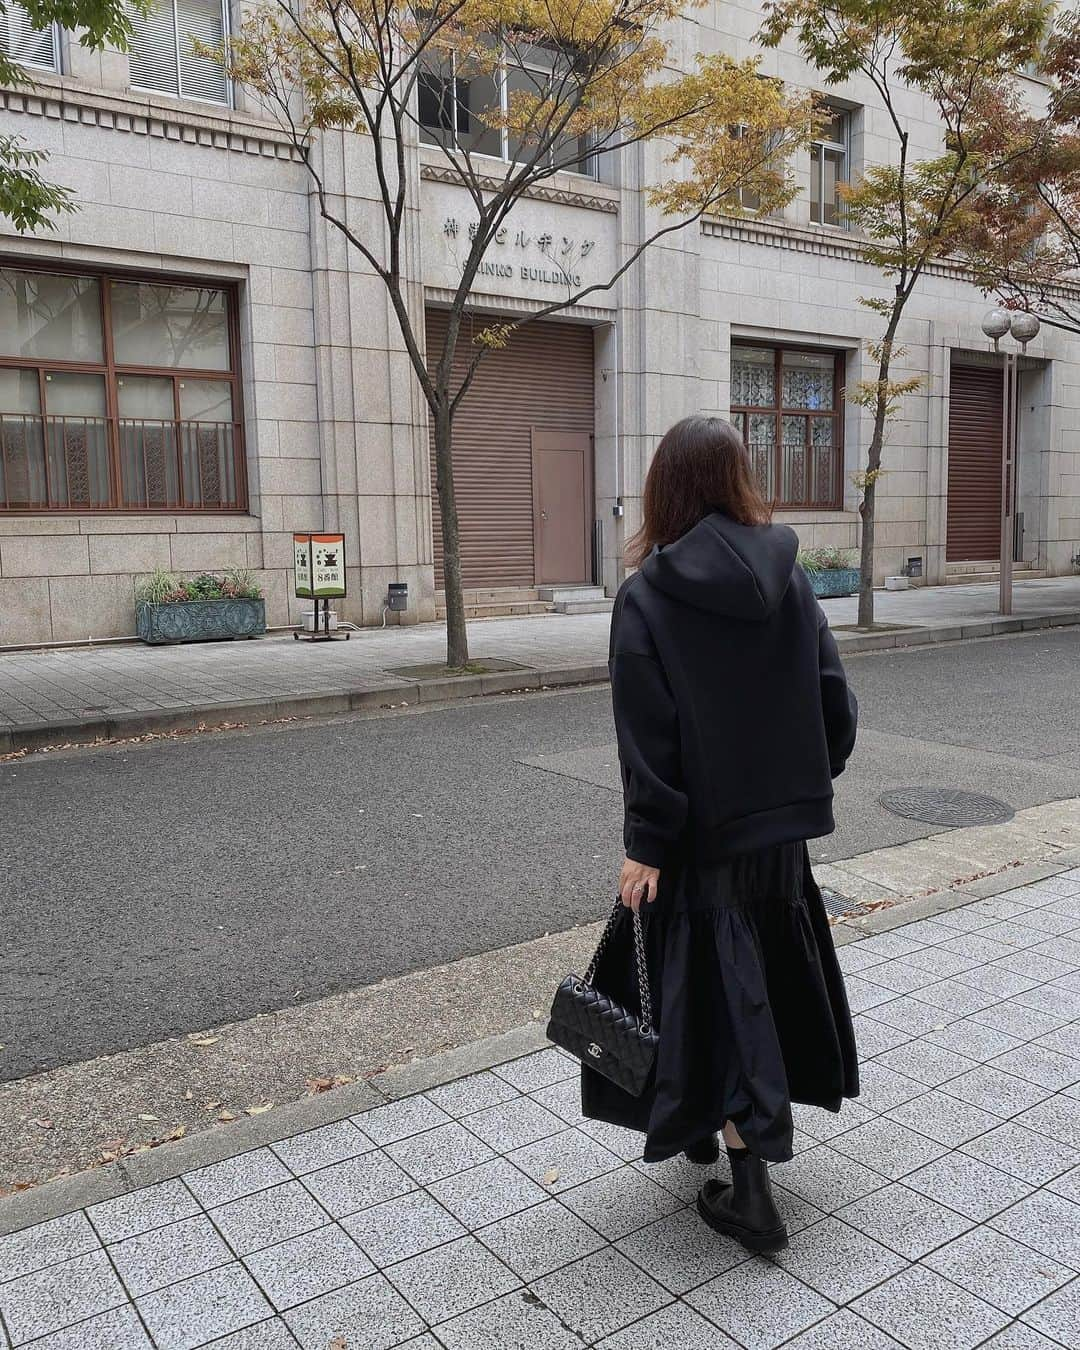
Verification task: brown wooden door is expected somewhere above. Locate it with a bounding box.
[532,431,591,585]
[947,364,1004,562]
[425,309,594,588]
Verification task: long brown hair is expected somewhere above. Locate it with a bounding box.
[626,416,772,568]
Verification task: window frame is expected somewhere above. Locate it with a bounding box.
[0,261,248,515]
[128,0,234,109]
[418,45,597,180]
[810,107,849,228]
[730,340,845,512]
[0,5,61,73]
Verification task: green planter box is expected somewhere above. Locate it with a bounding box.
[136,597,267,645]
[808,567,860,599]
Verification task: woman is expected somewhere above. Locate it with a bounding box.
[582,415,859,1255]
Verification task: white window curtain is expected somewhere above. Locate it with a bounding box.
[0,2,60,71]
[128,0,229,105]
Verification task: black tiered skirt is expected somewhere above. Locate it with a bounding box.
[581,841,859,1163]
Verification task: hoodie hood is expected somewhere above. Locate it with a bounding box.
[641,512,799,620]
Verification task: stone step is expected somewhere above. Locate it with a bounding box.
[434,600,554,620]
[945,560,1040,572]
[537,585,608,604]
[945,567,1047,585]
[435,586,541,606]
[554,598,615,615]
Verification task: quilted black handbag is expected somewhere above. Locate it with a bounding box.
[547,898,659,1097]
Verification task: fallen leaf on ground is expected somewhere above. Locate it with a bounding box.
[306,1074,356,1095]
[543,1167,560,1185]
[183,1089,193,1101]
[245,1103,274,1116]
[147,1126,186,1148]
[329,1337,348,1350]
[187,1035,220,1047]
[218,1110,238,1122]
[138,1113,159,1122]
[204,1100,223,1111]
[32,1118,53,1130]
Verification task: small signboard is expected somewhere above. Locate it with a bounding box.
[293,533,346,599]
[293,534,313,598]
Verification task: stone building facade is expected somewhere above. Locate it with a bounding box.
[0,0,1077,646]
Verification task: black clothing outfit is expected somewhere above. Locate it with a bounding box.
[582,512,859,1163]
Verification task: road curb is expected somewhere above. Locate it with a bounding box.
[833,608,1080,654]
[0,664,611,754]
[0,1024,552,1237]
[3,612,1078,754]
[831,846,1080,941]
[5,844,1079,1237]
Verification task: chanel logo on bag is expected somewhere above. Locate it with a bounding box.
[587,1042,603,1058]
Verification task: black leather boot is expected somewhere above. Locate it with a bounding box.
[696,1146,788,1253]
[683,1133,720,1165]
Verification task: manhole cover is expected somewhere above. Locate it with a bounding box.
[819,887,869,918]
[879,787,1015,827]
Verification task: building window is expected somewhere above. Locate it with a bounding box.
[731,343,844,509]
[128,0,230,105]
[0,266,246,513]
[0,2,60,72]
[419,46,595,178]
[730,124,786,215]
[810,108,848,226]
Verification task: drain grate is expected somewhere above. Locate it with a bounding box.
[819,887,869,918]
[879,787,1015,828]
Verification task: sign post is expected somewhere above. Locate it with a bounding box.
[292,532,349,641]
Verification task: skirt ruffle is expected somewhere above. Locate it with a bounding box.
[581,841,858,1163]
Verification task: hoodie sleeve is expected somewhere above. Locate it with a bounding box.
[609,587,688,867]
[818,607,858,777]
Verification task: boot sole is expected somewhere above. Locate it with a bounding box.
[696,1192,789,1254]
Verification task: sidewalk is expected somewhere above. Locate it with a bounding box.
[3,858,1080,1348]
[2,576,1080,753]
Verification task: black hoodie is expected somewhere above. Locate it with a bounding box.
[609,512,858,867]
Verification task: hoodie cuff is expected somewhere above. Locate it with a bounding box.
[625,828,669,870]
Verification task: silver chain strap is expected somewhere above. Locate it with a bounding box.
[582,899,655,1035]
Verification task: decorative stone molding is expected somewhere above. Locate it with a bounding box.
[424,285,615,321]
[704,213,865,263]
[704,212,1080,298]
[0,74,304,163]
[420,160,620,214]
[951,347,1044,370]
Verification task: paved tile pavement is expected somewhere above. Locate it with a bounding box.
[4,867,1080,1347]
[2,577,1079,731]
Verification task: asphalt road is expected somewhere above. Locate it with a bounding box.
[3,629,1079,1082]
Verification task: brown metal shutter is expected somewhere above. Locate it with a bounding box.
[426,309,594,588]
[947,364,1003,562]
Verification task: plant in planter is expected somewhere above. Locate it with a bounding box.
[135,569,267,644]
[798,548,860,599]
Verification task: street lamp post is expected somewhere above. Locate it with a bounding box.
[980,309,1041,616]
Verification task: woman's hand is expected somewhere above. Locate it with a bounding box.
[619,857,660,912]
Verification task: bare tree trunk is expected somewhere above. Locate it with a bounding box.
[432,403,469,667]
[857,474,878,629]
[856,313,903,629]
